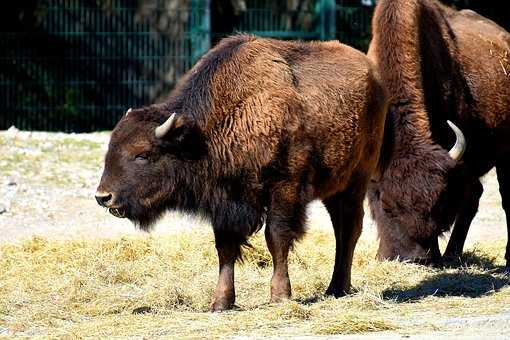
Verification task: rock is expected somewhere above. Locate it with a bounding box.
[6,125,19,137]
[0,204,7,214]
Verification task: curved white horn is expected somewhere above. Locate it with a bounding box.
[447,120,466,162]
[155,112,177,138]
[126,108,132,116]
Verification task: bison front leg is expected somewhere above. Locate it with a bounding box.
[323,186,364,297]
[443,177,483,260]
[265,185,306,303]
[210,230,241,312]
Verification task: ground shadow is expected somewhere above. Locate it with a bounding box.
[441,249,506,271]
[295,295,323,305]
[383,252,510,302]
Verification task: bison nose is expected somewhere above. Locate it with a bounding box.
[95,191,113,207]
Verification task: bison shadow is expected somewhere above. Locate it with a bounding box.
[383,251,510,302]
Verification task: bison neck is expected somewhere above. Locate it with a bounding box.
[370,0,467,153]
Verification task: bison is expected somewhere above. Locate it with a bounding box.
[367,0,510,270]
[95,35,390,311]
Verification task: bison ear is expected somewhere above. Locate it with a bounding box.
[156,113,206,159]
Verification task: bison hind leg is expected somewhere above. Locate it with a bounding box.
[264,184,307,303]
[323,184,365,297]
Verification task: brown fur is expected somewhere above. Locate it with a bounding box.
[95,35,389,311]
[368,0,510,268]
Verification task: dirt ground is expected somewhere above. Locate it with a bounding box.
[0,129,509,338]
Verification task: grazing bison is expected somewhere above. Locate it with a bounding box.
[95,35,390,311]
[367,0,510,269]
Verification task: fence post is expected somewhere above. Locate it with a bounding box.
[191,0,211,64]
[319,0,336,41]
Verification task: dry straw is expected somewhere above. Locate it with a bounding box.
[1,230,509,338]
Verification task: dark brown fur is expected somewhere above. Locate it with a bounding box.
[96,35,389,310]
[368,0,510,268]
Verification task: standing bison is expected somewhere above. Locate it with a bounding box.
[95,35,390,311]
[367,0,510,270]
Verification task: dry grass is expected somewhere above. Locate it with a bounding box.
[1,229,509,338]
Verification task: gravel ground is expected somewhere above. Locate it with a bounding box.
[0,128,509,338]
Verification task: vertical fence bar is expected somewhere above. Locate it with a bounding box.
[319,0,336,41]
[190,0,211,64]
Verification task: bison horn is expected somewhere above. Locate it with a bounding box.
[155,112,177,138]
[126,108,132,116]
[447,120,466,161]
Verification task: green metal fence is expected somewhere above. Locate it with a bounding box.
[1,0,211,132]
[1,0,372,132]
[224,0,336,40]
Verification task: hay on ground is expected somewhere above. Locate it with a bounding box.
[0,230,509,338]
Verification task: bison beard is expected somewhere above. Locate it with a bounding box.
[368,0,510,268]
[96,35,390,311]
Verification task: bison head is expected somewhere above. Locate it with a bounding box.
[369,121,466,262]
[95,106,206,229]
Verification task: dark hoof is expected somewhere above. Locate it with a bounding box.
[442,255,461,263]
[209,297,235,312]
[504,267,510,276]
[325,286,347,298]
[442,251,462,262]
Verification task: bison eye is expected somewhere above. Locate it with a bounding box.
[134,153,150,164]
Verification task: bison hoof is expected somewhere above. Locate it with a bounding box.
[442,251,462,262]
[270,291,291,303]
[325,286,348,298]
[270,275,291,303]
[209,298,235,312]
